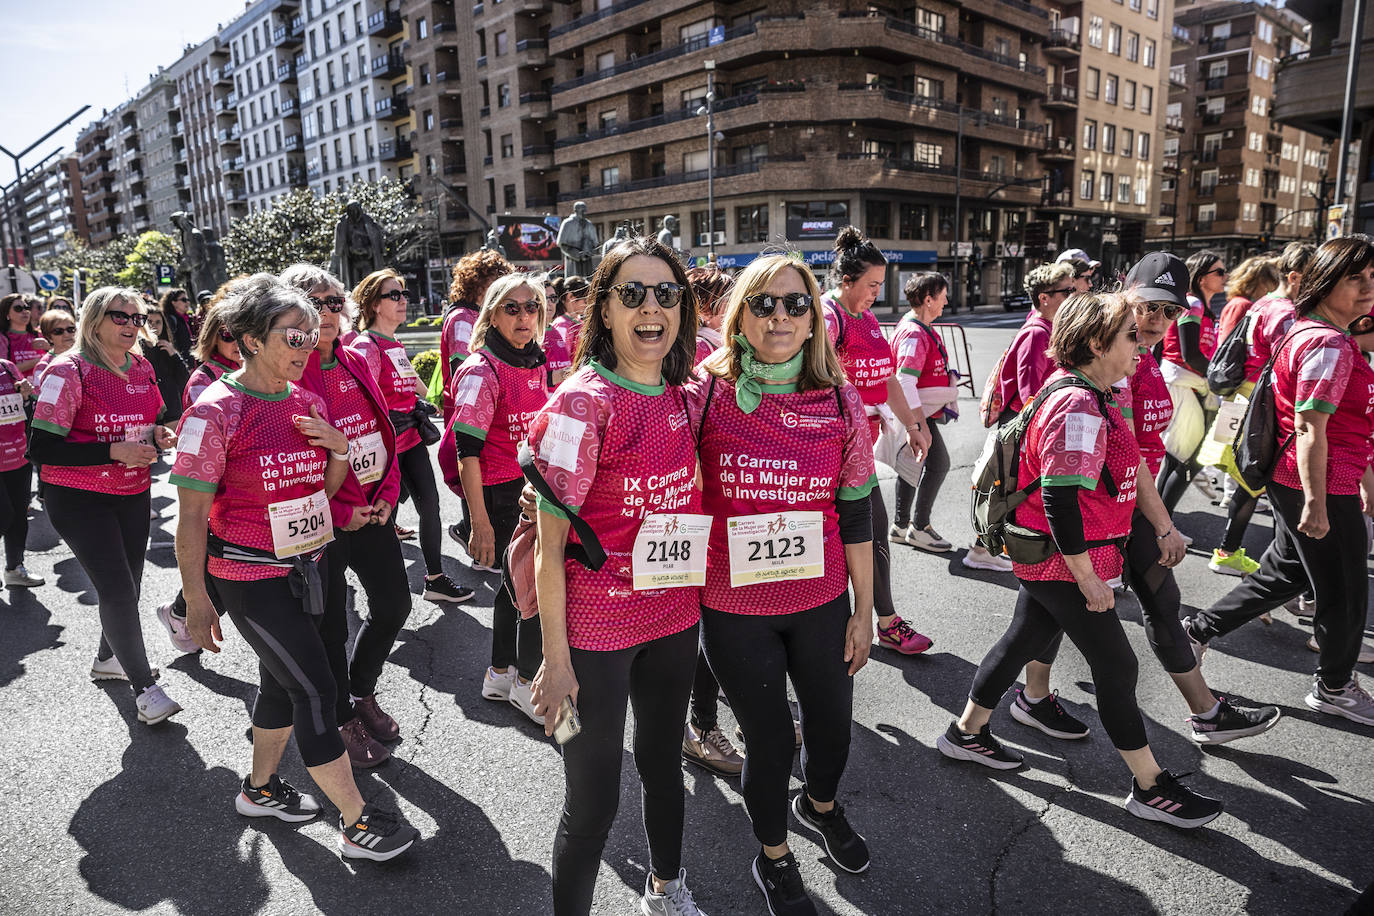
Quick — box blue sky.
[0,0,247,186]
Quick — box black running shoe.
[790,792,869,874]
[1188,698,1281,744]
[1009,688,1090,740]
[423,573,475,603]
[1124,770,1224,829]
[752,851,817,916]
[234,773,321,823]
[936,721,1024,770]
[338,804,419,861]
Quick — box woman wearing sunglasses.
[442,249,512,422]
[820,227,933,657]
[159,288,195,363]
[29,288,180,723]
[184,304,243,407]
[353,268,471,605]
[938,291,1226,830]
[139,308,192,425]
[448,274,550,723]
[542,275,572,388]
[171,274,419,860]
[0,293,51,380]
[527,237,707,916]
[282,264,409,769]
[34,309,77,378]
[690,254,876,913]
[687,263,733,367]
[1155,251,1227,513]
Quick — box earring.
[806,331,813,339]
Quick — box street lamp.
[696,60,719,262]
[0,105,91,267]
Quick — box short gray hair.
[219,273,317,359]
[279,262,356,323]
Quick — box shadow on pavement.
[0,586,64,689]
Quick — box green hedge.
[411,348,440,383]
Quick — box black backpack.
[1231,324,1327,494]
[1206,313,1251,397]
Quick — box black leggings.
[0,463,31,569]
[1194,482,1369,689]
[553,624,698,916]
[209,570,347,767]
[870,488,895,619]
[397,443,443,576]
[486,478,542,680]
[47,485,154,691]
[689,646,721,732]
[323,520,413,720]
[702,594,853,847]
[1220,487,1260,553]
[893,422,950,530]
[970,577,1147,751]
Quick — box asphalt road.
[1,311,1370,916]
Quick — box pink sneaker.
[156,602,200,654]
[877,616,933,655]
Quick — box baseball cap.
[1124,252,1189,309]
[1056,248,1102,269]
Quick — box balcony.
[277,60,297,81]
[562,156,803,202]
[213,63,233,84]
[1041,135,1075,160]
[436,70,463,94]
[1044,84,1077,109]
[226,187,249,203]
[371,50,406,80]
[288,166,308,185]
[273,16,305,46]
[223,156,244,173]
[483,154,493,166]
[376,95,410,120]
[281,96,299,117]
[515,38,548,65]
[476,55,487,69]
[1044,28,1080,57]
[1159,202,1176,218]
[283,133,303,152]
[518,90,551,118]
[472,2,483,15]
[479,106,490,118]
[550,0,652,40]
[1165,115,1184,132]
[217,128,240,145]
[525,195,557,209]
[307,164,322,180]
[294,52,308,69]
[1195,218,1214,232]
[523,144,554,168]
[439,117,463,130]
[379,138,413,161]
[367,9,403,37]
[444,161,467,176]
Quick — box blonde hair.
[700,255,846,391]
[470,274,548,352]
[192,302,234,363]
[1226,256,1281,302]
[352,268,404,330]
[1049,291,1134,369]
[77,287,146,376]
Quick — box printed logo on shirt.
[177,417,207,456]
[1062,412,1103,454]
[541,412,586,472]
[667,411,688,431]
[870,327,883,339]
[1298,344,1340,383]
[125,382,151,396]
[528,377,544,390]
[779,408,836,431]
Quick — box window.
[600,166,619,187]
[1083,119,1097,150]
[917,8,945,33]
[497,83,511,108]
[1085,67,1101,100]
[1138,132,1151,160]
[1108,24,1121,55]
[1124,80,1137,110]
[1249,131,1263,152]
[1246,167,1261,185]
[1101,172,1114,202]
[418,18,427,39]
[500,133,513,157]
[424,110,434,130]
[1198,203,1216,225]
[502,184,516,208]
[1126,31,1139,62]
[1118,175,1131,203]
[494,31,507,55]
[1081,169,1095,200]
[736,203,769,243]
[1164,136,1179,157]
[1135,177,1148,206]
[1212,22,1231,40]
[1251,95,1268,117]
[1144,38,1156,69]
[1088,16,1103,48]
[1105,75,1118,105]
[915,76,943,99]
[1200,169,1219,193]
[1256,56,1271,80]
[1258,20,1274,43]
[1140,85,1153,114]
[1146,0,1158,17]
[898,203,930,240]
[913,142,942,166]
[598,109,617,129]
[683,150,709,173]
[595,51,614,71]
[1206,96,1225,116]
[1103,124,1116,154]
[1121,128,1133,157]
[865,200,891,238]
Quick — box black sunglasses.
[610,281,684,310]
[500,299,542,317]
[745,292,813,319]
[50,326,76,336]
[106,311,148,327]
[1045,287,1076,297]
[309,295,346,313]
[218,327,235,342]
[378,289,407,302]
[1135,301,1185,320]
[9,303,30,313]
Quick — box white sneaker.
[1305,675,1374,726]
[888,524,910,544]
[1192,472,1221,503]
[963,545,1013,572]
[1306,636,1374,665]
[640,868,704,916]
[136,684,183,725]
[906,525,954,553]
[482,666,515,701]
[508,678,543,724]
[3,565,44,587]
[90,656,160,682]
[1177,529,1194,547]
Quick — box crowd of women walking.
[11,226,1374,916]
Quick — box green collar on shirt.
[589,359,664,395]
[209,356,238,373]
[320,356,339,370]
[1306,311,1352,336]
[223,371,293,401]
[1068,367,1114,397]
[364,329,398,343]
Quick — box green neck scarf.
[734,335,803,414]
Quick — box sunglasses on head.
[745,292,813,319]
[309,295,346,313]
[106,311,148,327]
[270,327,320,350]
[1135,301,1185,320]
[500,299,542,317]
[610,281,684,310]
[378,289,407,302]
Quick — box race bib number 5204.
[268,490,335,559]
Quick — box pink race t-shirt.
[1244,293,1295,384]
[439,304,477,395]
[891,315,950,389]
[302,349,394,518]
[543,324,571,381]
[33,352,164,496]
[184,356,239,409]
[688,375,876,615]
[821,295,894,408]
[1270,318,1374,496]
[450,348,550,486]
[5,332,45,380]
[353,330,421,452]
[170,377,333,581]
[1125,349,1173,476]
[527,362,702,651]
[693,326,724,367]
[1012,371,1139,583]
[997,312,1055,414]
[0,360,30,472]
[1161,295,1217,375]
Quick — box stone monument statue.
[170,211,208,296]
[555,201,600,278]
[601,222,632,260]
[482,228,508,260]
[330,202,386,289]
[201,228,229,292]
[656,214,679,249]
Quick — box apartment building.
[132,73,189,231]
[1036,0,1173,268]
[1151,0,1329,260]
[76,116,116,246]
[17,156,88,263]
[169,38,235,236]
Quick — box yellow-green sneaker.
[1208,548,1261,577]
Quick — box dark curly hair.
[449,249,512,306]
[686,264,734,324]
